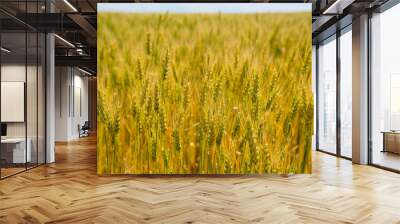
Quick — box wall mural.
[97,4,313,174]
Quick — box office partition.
[0,31,28,177]
[0,1,47,179]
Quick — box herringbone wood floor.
[1,135,400,224]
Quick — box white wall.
[1,64,25,81]
[1,65,36,138]
[55,67,70,141]
[55,67,89,141]
[1,65,26,141]
[72,72,89,138]
[1,63,46,164]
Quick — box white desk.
[1,138,31,163]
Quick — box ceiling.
[312,0,392,44]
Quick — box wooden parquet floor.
[1,135,400,224]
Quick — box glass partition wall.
[0,3,46,179]
[370,3,400,171]
[0,31,27,177]
[315,26,352,159]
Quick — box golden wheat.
[97,12,313,174]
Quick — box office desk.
[382,131,400,154]
[1,138,31,163]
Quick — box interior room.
[0,0,400,223]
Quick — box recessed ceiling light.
[54,34,75,48]
[322,0,353,15]
[78,67,93,76]
[1,47,11,53]
[63,0,78,12]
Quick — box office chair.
[79,121,90,138]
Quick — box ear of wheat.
[98,12,312,174]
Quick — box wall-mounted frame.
[1,82,25,122]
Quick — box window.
[339,28,352,158]
[317,36,337,154]
[370,3,400,171]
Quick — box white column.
[45,0,56,163]
[46,32,55,163]
[352,14,369,164]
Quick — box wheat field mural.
[97,9,312,174]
